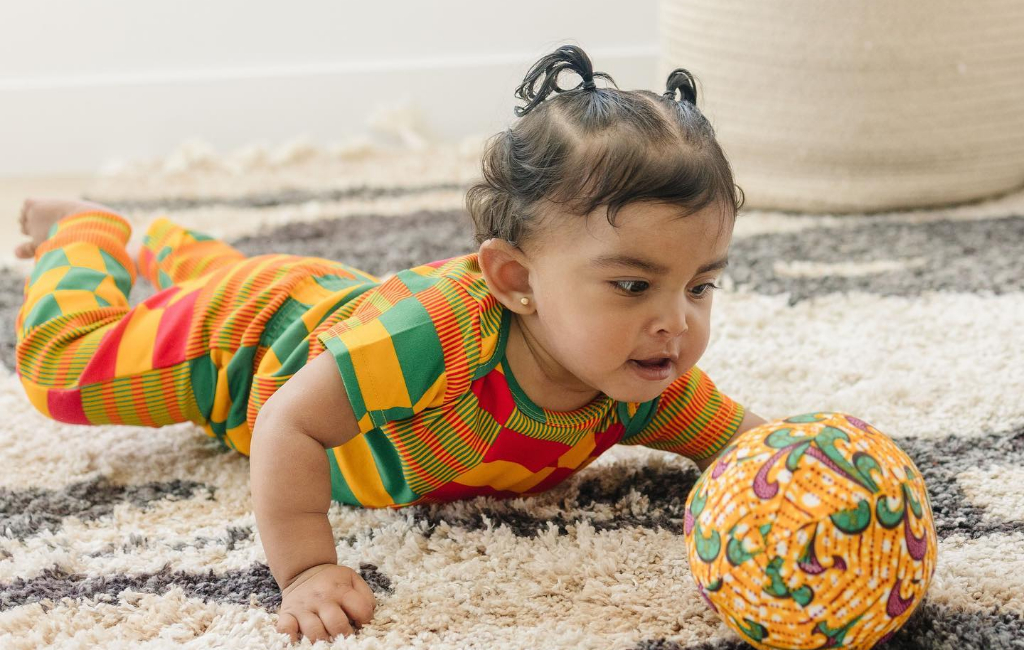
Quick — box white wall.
[0,0,659,177]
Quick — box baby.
[13,44,766,644]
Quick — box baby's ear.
[477,239,533,307]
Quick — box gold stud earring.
[520,297,530,306]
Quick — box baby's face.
[523,201,733,404]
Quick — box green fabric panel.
[320,334,371,428]
[364,428,419,505]
[29,249,70,284]
[22,294,63,331]
[207,416,227,438]
[267,286,376,375]
[226,345,257,429]
[263,297,313,353]
[619,399,660,439]
[377,297,444,413]
[54,267,106,293]
[99,249,133,298]
[189,354,217,420]
[312,274,366,291]
[157,269,174,290]
[395,269,437,293]
[276,339,311,376]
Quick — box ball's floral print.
[684,412,937,650]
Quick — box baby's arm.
[693,409,769,472]
[250,351,376,642]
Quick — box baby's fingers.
[275,611,300,643]
[318,603,356,639]
[340,589,375,627]
[296,611,331,643]
[351,574,377,614]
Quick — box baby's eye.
[611,280,649,295]
[691,282,720,298]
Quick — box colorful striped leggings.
[15,210,380,456]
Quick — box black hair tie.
[582,78,597,90]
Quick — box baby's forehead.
[525,200,733,264]
[575,205,732,243]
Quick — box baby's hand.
[275,563,377,643]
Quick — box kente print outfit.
[16,211,746,508]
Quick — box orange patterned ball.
[684,412,937,650]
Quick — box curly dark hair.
[465,44,745,251]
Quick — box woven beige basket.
[657,0,1024,213]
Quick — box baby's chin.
[601,370,675,403]
[573,360,679,403]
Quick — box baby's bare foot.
[15,197,120,259]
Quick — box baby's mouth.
[631,358,672,370]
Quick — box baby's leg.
[137,217,246,289]
[15,202,205,429]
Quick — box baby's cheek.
[579,323,629,360]
[688,319,712,358]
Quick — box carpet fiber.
[1,140,1023,649]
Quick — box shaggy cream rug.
[1,135,1023,649]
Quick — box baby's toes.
[19,201,31,234]
[14,241,36,259]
